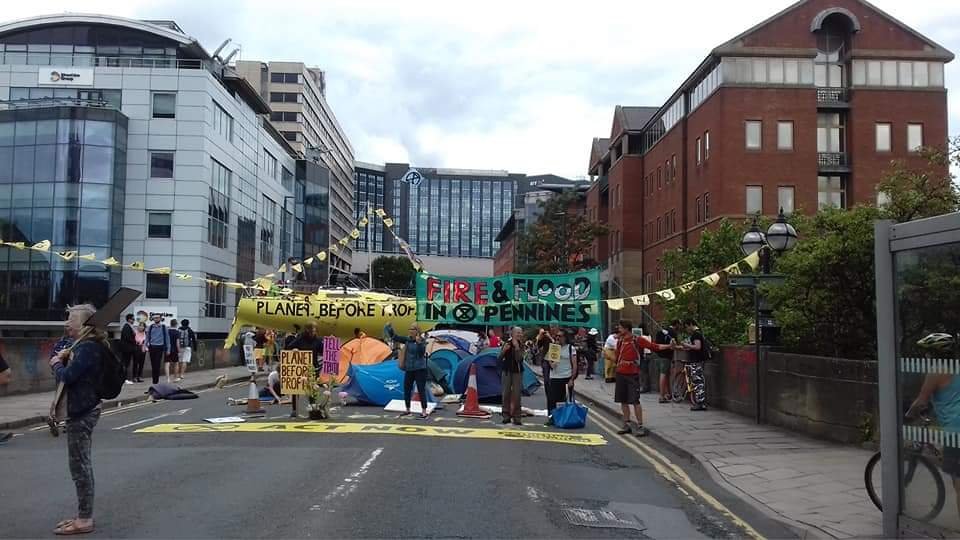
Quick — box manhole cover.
[562,508,646,531]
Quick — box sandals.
[54,519,94,535]
[397,411,412,417]
[418,412,430,419]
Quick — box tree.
[516,191,606,274]
[371,256,415,292]
[877,137,960,223]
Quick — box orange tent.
[334,336,393,382]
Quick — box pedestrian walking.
[655,320,681,403]
[119,313,137,384]
[614,320,674,437]
[545,330,578,426]
[132,322,147,383]
[497,326,525,425]
[0,349,11,444]
[680,319,709,411]
[177,319,197,381]
[165,319,181,383]
[49,304,109,535]
[146,314,169,384]
[385,323,430,418]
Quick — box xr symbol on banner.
[453,303,477,323]
[402,169,423,187]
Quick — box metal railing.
[2,54,208,70]
[0,97,113,111]
[816,87,849,104]
[817,152,849,169]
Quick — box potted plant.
[306,375,339,420]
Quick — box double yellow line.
[589,410,764,539]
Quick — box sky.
[4,0,960,179]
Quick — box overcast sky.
[6,0,960,178]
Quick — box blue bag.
[552,392,588,429]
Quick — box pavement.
[0,366,253,430]
[0,378,798,538]
[572,374,881,539]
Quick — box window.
[270,72,300,84]
[696,137,702,164]
[150,151,174,179]
[778,187,795,215]
[208,159,231,248]
[260,195,276,265]
[671,209,677,233]
[817,113,843,152]
[657,217,662,241]
[777,121,793,150]
[270,112,299,122]
[264,150,278,179]
[746,186,763,215]
[152,92,176,119]
[704,131,710,159]
[818,176,846,209]
[148,212,171,238]
[281,166,294,191]
[146,273,169,299]
[282,132,298,142]
[745,120,762,150]
[205,275,227,319]
[875,123,892,152]
[665,160,670,184]
[657,167,662,190]
[695,196,702,223]
[269,92,299,103]
[671,154,677,181]
[212,101,233,141]
[704,192,711,219]
[907,124,923,152]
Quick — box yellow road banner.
[280,350,313,395]
[135,422,607,446]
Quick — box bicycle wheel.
[671,371,687,403]
[864,452,883,511]
[865,451,946,522]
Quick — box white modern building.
[0,14,333,336]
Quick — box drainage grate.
[562,508,646,531]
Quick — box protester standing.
[681,319,709,411]
[132,322,147,383]
[119,313,137,384]
[583,328,600,380]
[655,320,681,403]
[165,319,181,383]
[536,325,558,407]
[545,330,578,426]
[497,327,525,425]
[614,320,673,437]
[146,314,169,385]
[49,304,107,535]
[385,323,430,418]
[177,319,197,381]
[603,331,618,383]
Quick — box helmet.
[917,333,955,352]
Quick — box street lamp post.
[738,209,798,424]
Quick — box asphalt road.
[0,382,796,538]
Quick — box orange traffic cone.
[457,364,491,419]
[244,375,265,416]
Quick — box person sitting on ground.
[259,364,282,404]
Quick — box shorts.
[656,356,671,374]
[179,347,192,364]
[943,446,960,477]
[614,373,642,404]
[165,352,179,363]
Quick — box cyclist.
[908,332,960,515]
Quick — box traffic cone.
[457,364,491,419]
[244,375,265,415]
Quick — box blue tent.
[453,349,539,402]
[429,349,470,386]
[430,334,472,353]
[342,360,437,406]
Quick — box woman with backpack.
[545,330,578,426]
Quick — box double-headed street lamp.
[735,209,798,424]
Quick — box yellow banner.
[280,350,313,395]
[135,422,608,446]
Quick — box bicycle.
[670,360,694,405]
[864,410,946,522]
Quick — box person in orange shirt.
[614,319,674,437]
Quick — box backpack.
[98,341,126,399]
[700,333,718,362]
[179,328,193,349]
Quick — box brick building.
[586,0,952,327]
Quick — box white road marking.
[112,408,191,430]
[313,447,384,508]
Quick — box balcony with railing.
[816,87,850,107]
[817,151,850,172]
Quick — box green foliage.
[660,220,756,345]
[371,256,415,292]
[516,191,606,273]
[877,137,960,224]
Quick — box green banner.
[415,269,602,327]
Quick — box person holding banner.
[545,330,578,426]
[385,323,430,418]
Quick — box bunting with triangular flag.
[30,240,51,252]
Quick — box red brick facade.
[586,0,952,323]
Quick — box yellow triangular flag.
[657,289,676,301]
[175,273,193,281]
[744,251,761,270]
[255,278,273,290]
[317,252,327,261]
[338,237,349,246]
[204,278,221,286]
[329,245,339,253]
[358,217,369,227]
[30,240,51,252]
[606,298,625,311]
[8,242,26,250]
[383,218,394,227]
[291,263,303,273]
[78,252,97,261]
[57,251,77,261]
[278,264,287,273]
[702,273,721,287]
[375,209,387,218]
[128,261,144,271]
[350,229,361,239]
[679,282,697,293]
[224,282,245,289]
[303,257,314,266]
[724,263,742,276]
[630,295,650,306]
[101,257,120,266]
[148,266,171,274]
